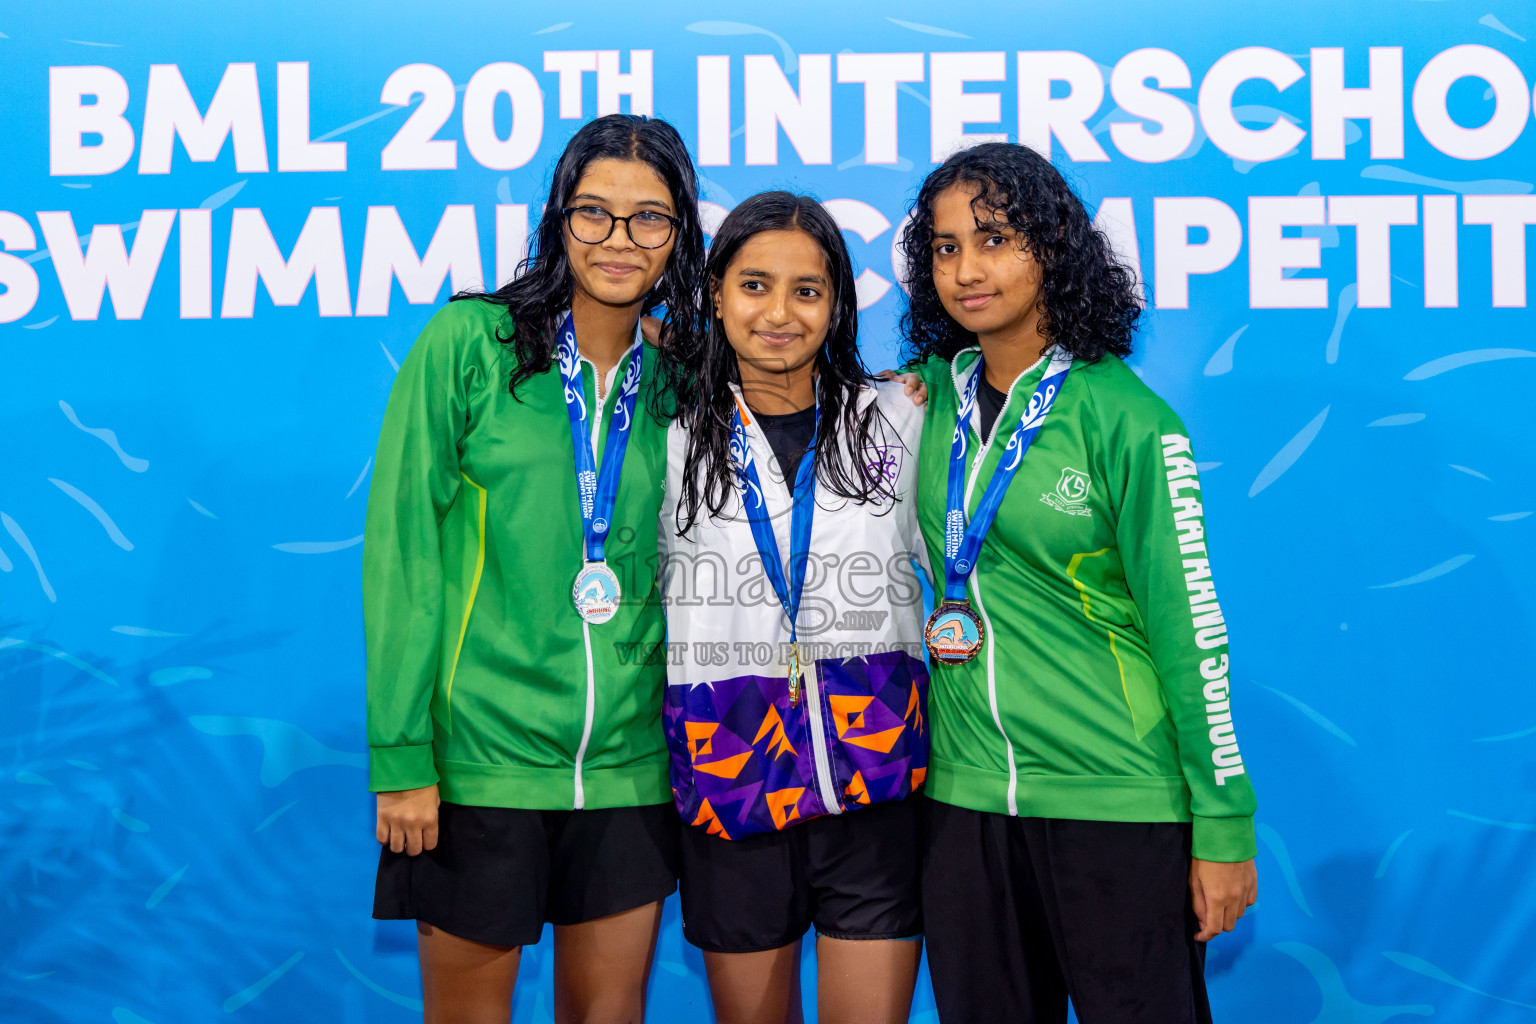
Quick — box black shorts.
[922,797,1211,1024]
[373,801,680,948]
[678,796,922,953]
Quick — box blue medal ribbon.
[941,350,1073,603]
[556,312,646,565]
[730,397,820,653]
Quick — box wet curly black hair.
[898,142,1141,367]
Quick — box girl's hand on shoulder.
[878,369,928,409]
[640,315,664,347]
[376,784,441,856]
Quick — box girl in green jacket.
[901,142,1259,1023]
[364,114,704,1023]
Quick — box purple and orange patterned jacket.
[658,382,931,839]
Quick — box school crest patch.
[1041,466,1093,517]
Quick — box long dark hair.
[898,142,1141,366]
[672,191,895,537]
[454,114,705,404]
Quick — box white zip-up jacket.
[658,380,933,839]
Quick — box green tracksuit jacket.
[364,299,670,810]
[913,348,1258,862]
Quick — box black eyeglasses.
[562,205,680,249]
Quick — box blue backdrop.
[3,2,1535,1021]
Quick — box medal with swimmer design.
[572,562,623,625]
[786,641,802,705]
[555,311,645,623]
[924,602,986,664]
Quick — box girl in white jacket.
[660,191,930,1024]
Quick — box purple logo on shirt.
[866,444,902,484]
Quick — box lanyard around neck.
[940,350,1072,602]
[731,396,820,643]
[556,312,645,565]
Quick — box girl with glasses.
[902,142,1259,1024]
[364,113,704,1023]
[660,192,931,1024]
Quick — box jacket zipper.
[736,387,844,816]
[572,352,620,810]
[804,660,843,815]
[951,350,1043,817]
